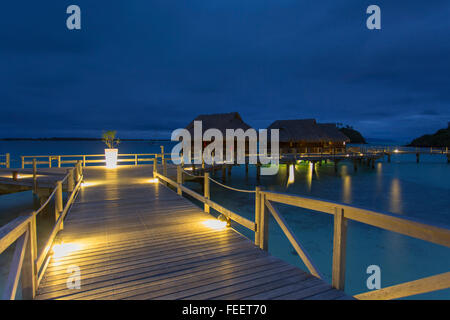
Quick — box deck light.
[203,219,227,230]
[148,178,159,183]
[81,181,99,187]
[218,213,231,227]
[287,165,295,185]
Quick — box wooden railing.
[0,153,10,168]
[361,146,449,154]
[0,161,83,299]
[20,153,163,168]
[155,163,450,300]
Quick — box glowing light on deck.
[81,181,100,187]
[202,219,227,230]
[394,149,399,153]
[147,178,159,183]
[52,242,83,259]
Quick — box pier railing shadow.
[0,161,83,299]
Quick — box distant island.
[0,137,170,141]
[408,123,450,147]
[337,124,367,144]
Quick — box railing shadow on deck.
[154,161,450,300]
[0,161,83,300]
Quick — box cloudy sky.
[0,1,449,140]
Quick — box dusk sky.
[0,1,449,141]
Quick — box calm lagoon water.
[1,140,449,299]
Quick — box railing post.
[254,186,261,246]
[153,155,158,178]
[48,156,52,168]
[74,162,80,182]
[58,156,61,168]
[135,154,138,166]
[67,168,74,192]
[22,216,37,299]
[21,156,24,169]
[32,158,37,194]
[332,207,348,290]
[177,165,182,195]
[160,146,165,163]
[76,160,83,181]
[82,155,86,167]
[259,193,269,251]
[163,157,167,177]
[80,161,83,179]
[204,172,210,213]
[6,153,10,168]
[55,181,63,230]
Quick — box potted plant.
[102,130,120,168]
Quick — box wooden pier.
[1,152,449,300]
[33,165,349,300]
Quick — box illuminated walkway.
[35,165,350,300]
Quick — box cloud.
[0,0,449,140]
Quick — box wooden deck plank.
[35,165,351,300]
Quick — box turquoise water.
[1,140,449,299]
[184,150,450,299]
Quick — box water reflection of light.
[306,162,313,192]
[389,178,402,213]
[342,175,352,203]
[341,165,349,176]
[287,165,295,187]
[376,163,383,193]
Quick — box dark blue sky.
[0,1,449,140]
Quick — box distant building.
[185,112,253,160]
[267,119,350,153]
[185,112,252,137]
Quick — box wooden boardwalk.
[34,165,350,300]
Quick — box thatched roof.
[267,119,350,143]
[185,112,252,136]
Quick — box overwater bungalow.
[267,119,350,154]
[185,112,253,160]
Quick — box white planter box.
[105,148,118,169]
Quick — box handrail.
[208,176,256,193]
[259,190,450,299]
[0,153,10,168]
[155,170,256,231]
[154,160,450,300]
[261,191,450,248]
[34,185,59,216]
[0,161,83,299]
[20,153,159,168]
[182,169,204,178]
